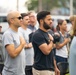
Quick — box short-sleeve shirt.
[18,27,34,65]
[2,28,25,75]
[32,29,54,70]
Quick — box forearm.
[54,58,57,68]
[48,41,54,51]
[45,41,54,54]
[56,41,67,49]
[12,44,24,58]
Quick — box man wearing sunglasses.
[2,11,26,75]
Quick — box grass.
[65,73,70,75]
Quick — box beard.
[43,21,51,30]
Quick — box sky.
[0,0,28,13]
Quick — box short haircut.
[37,11,50,24]
[21,13,28,19]
[27,11,35,15]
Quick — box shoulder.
[27,28,32,32]
[3,29,11,36]
[28,25,32,29]
[2,29,13,41]
[33,29,42,35]
[33,29,43,38]
[18,27,24,32]
[18,27,24,35]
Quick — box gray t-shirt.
[0,32,3,61]
[2,28,25,75]
[18,27,34,66]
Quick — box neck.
[60,29,65,35]
[10,24,18,32]
[39,25,48,32]
[21,24,27,30]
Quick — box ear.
[40,19,43,24]
[10,19,14,24]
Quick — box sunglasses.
[12,16,22,20]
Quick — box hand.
[28,43,32,48]
[48,34,54,41]
[55,67,60,75]
[64,38,71,43]
[25,43,32,49]
[20,36,26,48]
[54,32,60,36]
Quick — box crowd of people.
[0,10,76,75]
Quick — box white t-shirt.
[18,27,34,65]
[56,31,68,58]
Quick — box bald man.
[2,11,26,75]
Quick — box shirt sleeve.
[2,33,14,47]
[32,33,46,47]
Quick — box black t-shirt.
[48,30,56,56]
[32,29,54,70]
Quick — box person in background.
[27,11,38,45]
[0,26,3,75]
[32,11,60,75]
[69,16,76,75]
[55,19,70,63]
[0,26,2,32]
[69,15,76,39]
[2,11,26,75]
[18,13,34,75]
[28,11,37,32]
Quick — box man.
[28,11,37,32]
[2,11,25,75]
[0,26,3,75]
[32,11,60,75]
[18,13,34,75]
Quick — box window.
[0,16,7,22]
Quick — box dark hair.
[21,13,28,19]
[58,19,64,25]
[37,11,50,24]
[56,19,64,31]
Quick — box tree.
[73,0,76,14]
[25,0,76,15]
[25,0,60,12]
[25,0,38,11]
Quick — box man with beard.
[32,11,60,75]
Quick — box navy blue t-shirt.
[32,29,55,70]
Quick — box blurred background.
[0,0,75,15]
[0,0,75,32]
